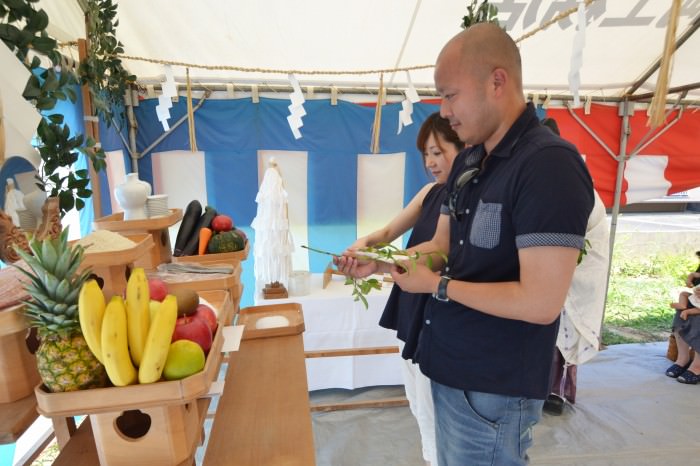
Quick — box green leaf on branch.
[31,35,56,53]
[26,8,48,31]
[341,243,447,309]
[47,114,64,125]
[35,96,56,110]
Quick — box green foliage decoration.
[0,0,107,217]
[301,243,448,309]
[346,243,447,308]
[461,0,501,29]
[80,0,136,126]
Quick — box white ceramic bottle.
[114,172,149,220]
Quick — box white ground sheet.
[310,342,700,466]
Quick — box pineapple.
[14,228,108,392]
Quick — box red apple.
[211,214,233,232]
[193,304,218,334]
[148,278,169,302]
[172,315,213,353]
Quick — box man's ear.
[491,68,508,96]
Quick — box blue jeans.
[432,381,543,466]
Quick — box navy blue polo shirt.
[416,103,594,399]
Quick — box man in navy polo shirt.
[336,23,593,465]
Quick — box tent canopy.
[39,0,700,100]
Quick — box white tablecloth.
[254,273,403,391]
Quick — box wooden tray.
[172,241,249,266]
[93,210,182,270]
[238,303,304,340]
[0,303,30,336]
[92,209,182,232]
[159,262,241,291]
[0,304,41,404]
[34,290,231,417]
[77,234,154,270]
[73,234,154,299]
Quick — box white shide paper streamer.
[287,74,306,139]
[568,0,586,107]
[156,65,177,131]
[397,71,422,134]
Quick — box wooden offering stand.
[39,290,232,466]
[171,240,249,268]
[76,234,154,300]
[93,208,182,270]
[262,281,288,299]
[0,304,41,445]
[203,303,314,465]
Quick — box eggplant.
[181,205,218,256]
[173,200,202,256]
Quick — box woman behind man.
[348,112,463,466]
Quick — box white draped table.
[254,273,403,391]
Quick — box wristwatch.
[434,275,452,302]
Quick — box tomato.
[210,214,233,232]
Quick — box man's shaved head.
[434,23,526,151]
[441,23,522,92]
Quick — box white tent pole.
[387,0,423,87]
[596,99,632,340]
[608,101,631,259]
[564,101,625,340]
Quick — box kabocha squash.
[207,230,246,254]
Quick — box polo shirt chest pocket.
[469,200,502,249]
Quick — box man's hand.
[390,262,441,294]
[333,254,380,278]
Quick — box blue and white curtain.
[99,97,440,306]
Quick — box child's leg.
[675,331,693,367]
[688,342,700,375]
[672,291,692,310]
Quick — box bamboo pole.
[626,12,700,97]
[77,38,102,218]
[124,87,139,173]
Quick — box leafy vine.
[301,244,448,309]
[348,243,447,308]
[80,0,136,126]
[461,0,501,29]
[0,0,108,217]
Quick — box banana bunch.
[139,295,178,383]
[126,268,150,366]
[79,279,106,364]
[78,267,184,386]
[101,296,138,386]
